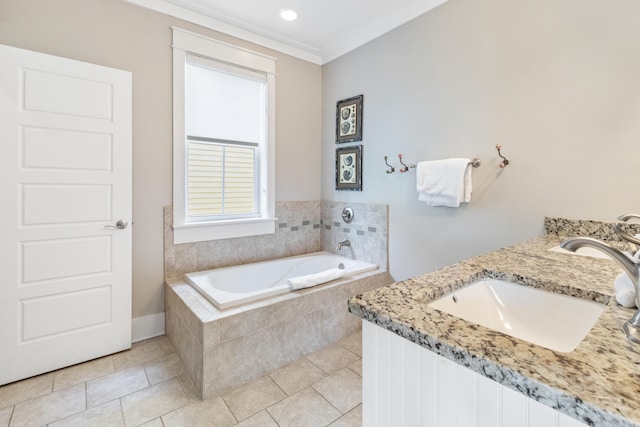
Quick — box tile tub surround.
[166,268,392,400]
[349,235,640,426]
[164,201,388,279]
[320,201,389,270]
[164,201,322,279]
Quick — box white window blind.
[185,54,265,220]
[187,140,256,217]
[172,27,276,243]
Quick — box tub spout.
[336,240,351,251]
[561,236,640,344]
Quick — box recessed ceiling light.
[279,8,298,21]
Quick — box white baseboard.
[132,312,165,343]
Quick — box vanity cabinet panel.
[362,321,588,427]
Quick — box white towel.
[416,158,472,207]
[288,268,346,290]
[614,272,637,308]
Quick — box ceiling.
[126,0,449,64]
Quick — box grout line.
[117,398,126,426]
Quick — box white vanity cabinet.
[362,321,588,427]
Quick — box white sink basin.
[548,245,611,259]
[428,279,605,352]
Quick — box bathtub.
[185,251,377,309]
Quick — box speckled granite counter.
[349,225,640,426]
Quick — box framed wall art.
[336,95,363,143]
[336,145,362,191]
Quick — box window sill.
[173,217,276,244]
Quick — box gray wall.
[0,0,322,318]
[322,0,640,281]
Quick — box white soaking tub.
[185,251,377,309]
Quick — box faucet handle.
[613,223,640,255]
[618,213,640,222]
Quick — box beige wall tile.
[246,324,288,377]
[321,301,359,347]
[222,376,286,422]
[267,387,341,427]
[121,379,189,426]
[217,307,270,343]
[162,398,235,427]
[49,400,124,427]
[284,310,323,359]
[10,383,85,427]
[86,367,149,408]
[203,336,245,399]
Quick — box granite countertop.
[349,228,640,426]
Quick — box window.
[172,28,276,244]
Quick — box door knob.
[104,220,128,230]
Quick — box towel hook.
[384,156,395,174]
[496,144,510,168]
[398,153,416,173]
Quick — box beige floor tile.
[222,376,286,421]
[236,410,278,427]
[121,379,190,426]
[312,368,362,414]
[10,383,85,427]
[267,387,341,427]
[162,398,236,427]
[86,366,149,408]
[338,331,362,357]
[328,404,362,427]
[144,353,184,385]
[177,371,200,402]
[49,399,124,427]
[306,345,360,375]
[112,337,174,371]
[348,359,362,376]
[0,372,53,409]
[53,356,115,391]
[138,418,164,427]
[0,406,13,426]
[269,358,327,396]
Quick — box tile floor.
[0,330,363,427]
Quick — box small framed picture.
[336,95,363,143]
[336,145,362,191]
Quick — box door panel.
[21,236,112,283]
[22,126,112,171]
[21,286,112,341]
[0,43,132,385]
[23,68,114,120]
[22,184,112,225]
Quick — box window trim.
[172,27,276,244]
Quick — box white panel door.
[0,44,132,386]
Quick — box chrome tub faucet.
[336,239,351,251]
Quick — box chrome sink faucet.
[561,237,640,344]
[615,213,640,254]
[336,239,351,251]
